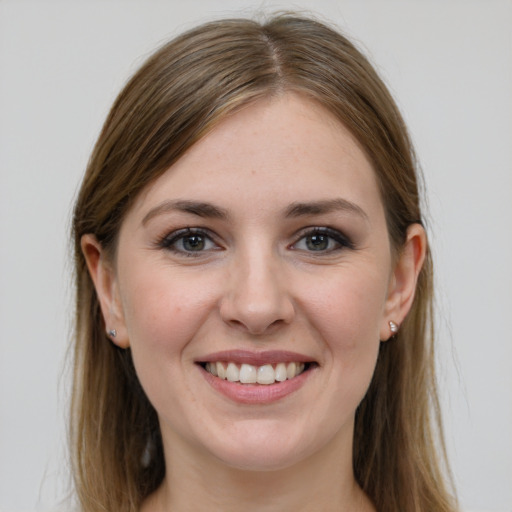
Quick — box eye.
[159,228,219,256]
[291,228,353,253]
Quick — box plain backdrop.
[1,1,511,511]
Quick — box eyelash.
[157,226,354,257]
[291,227,355,253]
[157,227,220,257]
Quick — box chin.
[215,445,305,472]
[203,421,322,472]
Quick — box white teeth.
[226,362,239,382]
[286,362,296,379]
[205,361,309,384]
[257,364,275,385]
[207,362,217,376]
[275,362,287,382]
[216,362,226,379]
[239,363,257,384]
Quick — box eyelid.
[157,227,222,256]
[156,225,354,256]
[290,226,355,252]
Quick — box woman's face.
[91,93,412,471]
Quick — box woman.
[71,14,458,512]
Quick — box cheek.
[302,266,387,375]
[116,264,223,427]
[118,263,219,359]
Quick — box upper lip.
[196,350,315,366]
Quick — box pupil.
[184,235,204,251]
[307,234,328,251]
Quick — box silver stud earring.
[389,321,399,334]
[108,329,117,338]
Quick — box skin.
[83,93,426,511]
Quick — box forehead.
[127,93,384,224]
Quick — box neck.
[142,430,375,512]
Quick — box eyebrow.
[141,197,368,226]
[284,198,369,221]
[141,199,229,226]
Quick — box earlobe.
[81,234,130,348]
[380,223,427,341]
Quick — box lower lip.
[200,366,313,404]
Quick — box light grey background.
[1,1,511,511]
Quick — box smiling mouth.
[201,361,315,385]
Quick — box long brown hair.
[71,14,457,511]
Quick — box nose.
[219,247,295,335]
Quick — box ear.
[81,234,130,348]
[380,223,427,341]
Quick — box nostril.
[268,318,288,330]
[220,296,295,332]
[226,318,247,330]
[226,317,289,336]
